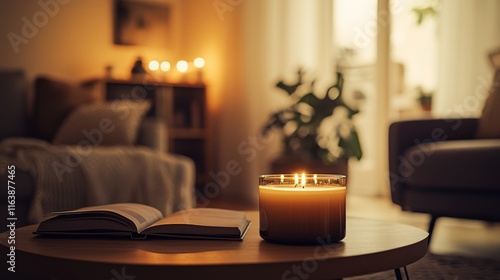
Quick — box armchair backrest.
[388,118,478,204]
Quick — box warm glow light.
[193,57,205,68]
[148,60,159,71]
[176,60,188,73]
[294,174,299,185]
[301,173,306,187]
[280,174,284,183]
[313,174,317,184]
[160,61,170,72]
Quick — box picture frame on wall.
[113,0,171,48]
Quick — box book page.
[159,208,246,226]
[142,208,250,237]
[52,203,163,232]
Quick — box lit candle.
[160,61,170,72]
[176,60,188,82]
[160,61,170,81]
[148,60,159,71]
[193,57,205,69]
[176,60,188,73]
[259,174,347,244]
[193,57,205,83]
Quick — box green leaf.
[276,81,302,96]
[297,93,321,107]
[341,102,360,118]
[336,72,344,92]
[338,130,363,160]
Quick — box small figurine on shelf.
[130,56,148,80]
[105,65,113,79]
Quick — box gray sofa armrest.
[388,118,478,204]
[137,118,167,152]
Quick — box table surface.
[1,211,428,280]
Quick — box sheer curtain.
[218,0,335,204]
[435,0,500,117]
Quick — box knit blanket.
[0,138,195,223]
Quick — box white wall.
[0,0,182,82]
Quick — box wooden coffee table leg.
[394,266,409,280]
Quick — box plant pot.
[270,155,348,176]
[420,103,432,111]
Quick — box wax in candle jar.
[259,174,346,244]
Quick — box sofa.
[0,70,195,232]
[388,67,500,243]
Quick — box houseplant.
[416,86,433,111]
[262,69,363,174]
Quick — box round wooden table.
[0,212,428,280]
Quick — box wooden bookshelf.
[87,78,210,188]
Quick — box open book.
[34,203,251,241]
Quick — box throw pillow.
[476,69,500,139]
[52,100,151,146]
[33,76,103,141]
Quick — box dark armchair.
[389,60,500,244]
[389,117,500,243]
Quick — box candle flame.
[280,174,284,183]
[301,173,305,187]
[294,174,299,185]
[314,174,317,184]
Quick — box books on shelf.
[34,203,251,241]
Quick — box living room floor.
[209,194,500,261]
[346,195,500,261]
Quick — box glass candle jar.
[259,174,347,244]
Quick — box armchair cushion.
[388,118,478,204]
[53,100,151,146]
[402,139,500,191]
